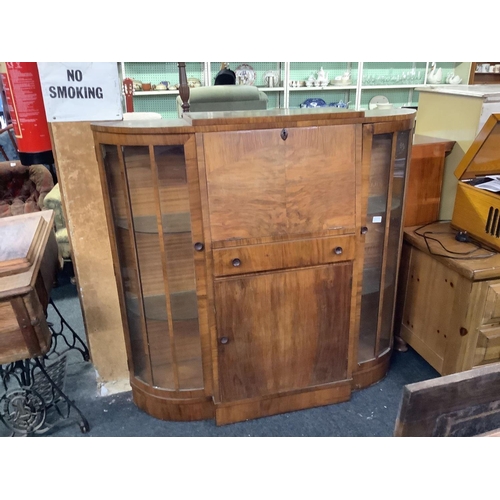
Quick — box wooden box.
[451,113,500,251]
[0,211,59,364]
[397,222,500,375]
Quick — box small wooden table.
[396,222,500,376]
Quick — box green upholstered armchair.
[176,85,268,117]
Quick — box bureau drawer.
[212,235,355,277]
[474,326,500,366]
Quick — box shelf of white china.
[289,86,356,91]
[132,87,284,96]
[361,84,425,89]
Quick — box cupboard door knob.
[361,226,368,234]
[232,258,241,267]
[334,247,343,255]
[220,337,229,345]
[194,242,204,251]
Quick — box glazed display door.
[202,124,358,403]
[357,126,412,363]
[100,137,207,393]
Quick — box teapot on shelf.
[264,70,279,88]
[316,67,329,86]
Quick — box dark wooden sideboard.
[91,107,415,425]
[404,135,455,228]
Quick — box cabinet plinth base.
[214,381,352,426]
[131,380,214,422]
[352,350,392,390]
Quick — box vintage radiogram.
[452,113,500,251]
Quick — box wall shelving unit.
[120,62,472,119]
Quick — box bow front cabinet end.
[91,108,415,425]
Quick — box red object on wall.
[1,62,54,166]
[123,78,134,112]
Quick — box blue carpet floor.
[1,265,440,437]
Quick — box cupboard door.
[214,263,352,402]
[203,125,357,242]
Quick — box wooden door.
[203,125,357,243]
[214,263,352,402]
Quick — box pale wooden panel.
[50,121,129,388]
[482,284,500,325]
[401,249,463,365]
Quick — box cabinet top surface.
[415,84,500,100]
[404,222,500,281]
[91,107,415,134]
[0,210,55,298]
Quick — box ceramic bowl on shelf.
[332,79,352,86]
[376,102,393,110]
[300,98,327,108]
[155,84,168,91]
[187,78,201,88]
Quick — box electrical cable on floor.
[413,220,497,260]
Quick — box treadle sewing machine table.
[0,211,89,436]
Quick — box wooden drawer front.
[474,326,500,366]
[482,284,500,325]
[213,235,355,277]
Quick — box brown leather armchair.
[0,160,54,218]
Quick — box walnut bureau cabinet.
[91,107,415,425]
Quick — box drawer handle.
[220,337,229,345]
[232,258,242,267]
[361,226,368,235]
[194,242,204,251]
[334,247,343,255]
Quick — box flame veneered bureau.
[91,107,415,425]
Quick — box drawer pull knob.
[334,247,343,255]
[194,242,204,251]
[281,128,288,141]
[361,226,368,235]
[220,337,229,345]
[232,258,242,267]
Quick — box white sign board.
[37,62,123,122]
